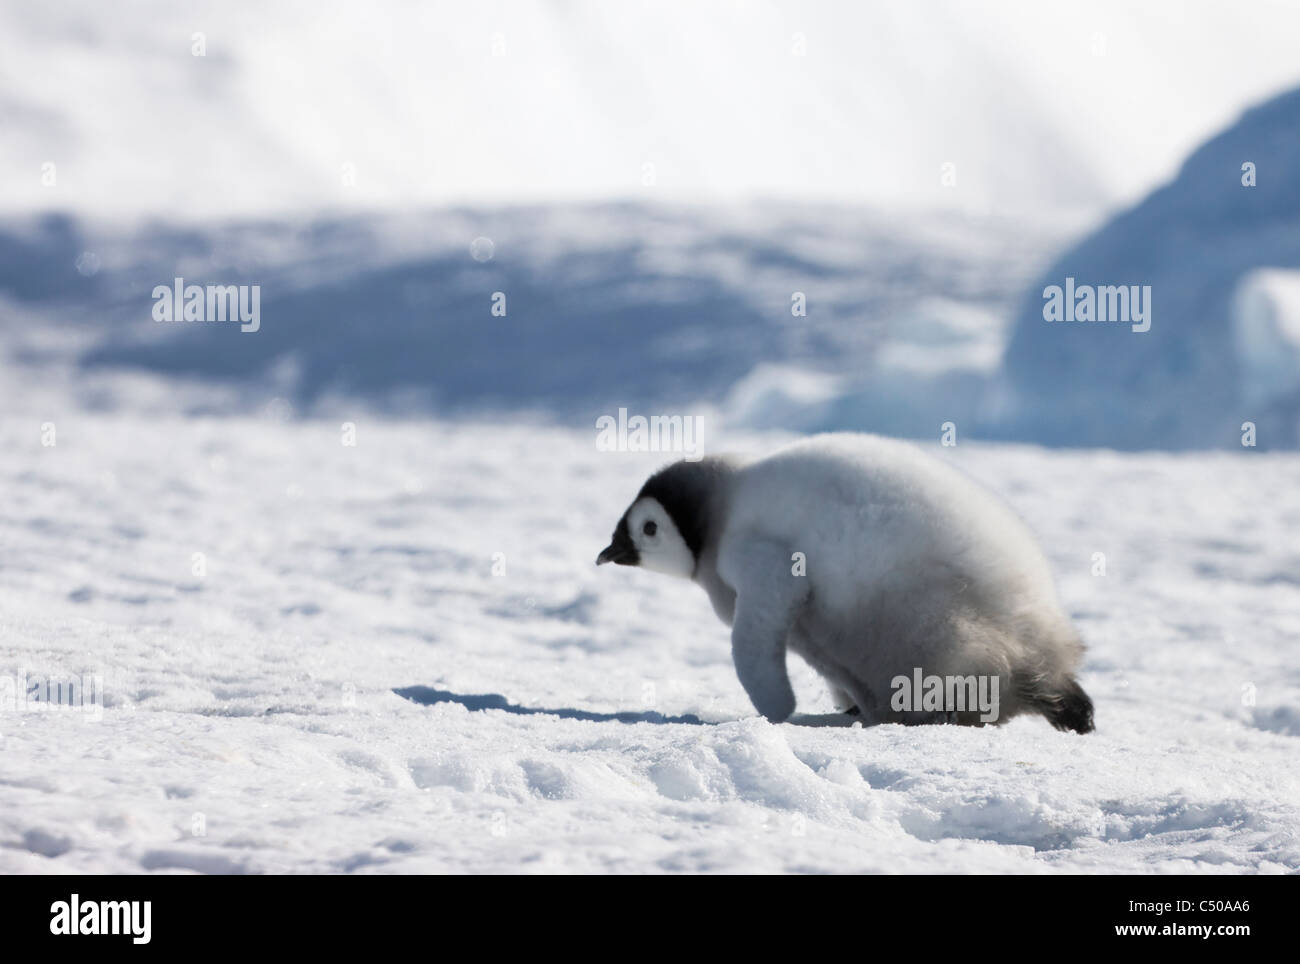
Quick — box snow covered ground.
[2,414,1297,874]
[4,0,1299,880]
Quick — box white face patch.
[626,496,695,578]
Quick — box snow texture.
[1233,268,1300,407]
[0,204,1063,434]
[1001,87,1300,449]
[2,417,1297,873]
[8,74,1300,453]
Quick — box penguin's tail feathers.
[1018,673,1095,734]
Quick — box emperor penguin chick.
[596,433,1094,732]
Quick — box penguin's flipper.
[717,535,809,723]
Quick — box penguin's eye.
[642,520,658,537]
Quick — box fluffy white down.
[725,434,1063,610]
[714,433,1078,710]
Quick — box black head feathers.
[635,456,732,560]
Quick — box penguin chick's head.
[596,496,695,578]
[597,457,726,578]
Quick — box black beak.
[596,518,638,566]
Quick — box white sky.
[3,0,1299,223]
